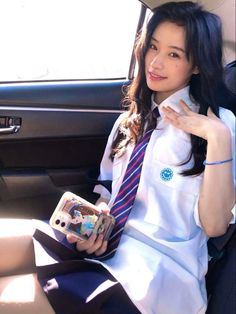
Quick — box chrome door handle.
[0,116,21,135]
[0,125,21,134]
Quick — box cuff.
[229,203,236,224]
[93,184,111,200]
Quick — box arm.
[198,125,235,237]
[162,102,235,237]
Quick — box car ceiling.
[139,0,235,65]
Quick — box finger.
[86,234,104,254]
[95,240,108,256]
[162,105,184,117]
[162,106,182,123]
[161,106,178,118]
[179,99,192,113]
[66,234,79,243]
[75,233,97,251]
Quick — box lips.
[148,71,167,81]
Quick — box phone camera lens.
[55,219,60,225]
[61,222,66,227]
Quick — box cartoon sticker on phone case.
[67,209,97,238]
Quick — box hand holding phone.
[49,192,115,241]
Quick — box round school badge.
[160,168,173,181]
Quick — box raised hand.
[161,99,230,141]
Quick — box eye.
[149,43,157,50]
[169,52,180,58]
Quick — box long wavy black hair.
[111,1,234,176]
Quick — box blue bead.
[160,168,173,181]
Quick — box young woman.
[21,2,234,314]
[64,2,235,313]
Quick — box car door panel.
[0,80,126,219]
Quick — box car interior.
[0,0,235,313]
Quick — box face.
[145,21,198,104]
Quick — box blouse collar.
[151,86,199,119]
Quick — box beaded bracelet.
[203,158,233,166]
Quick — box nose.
[150,54,164,70]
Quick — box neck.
[154,85,189,105]
[154,92,168,105]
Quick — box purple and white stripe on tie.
[95,109,160,261]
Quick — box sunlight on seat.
[0,274,35,303]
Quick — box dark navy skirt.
[33,223,140,314]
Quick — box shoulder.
[113,111,129,126]
[107,111,128,142]
[110,111,129,134]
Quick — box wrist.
[203,158,233,166]
[206,126,231,144]
[206,127,232,161]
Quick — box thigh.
[0,218,35,276]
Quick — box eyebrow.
[151,37,186,53]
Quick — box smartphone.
[49,192,115,241]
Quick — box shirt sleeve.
[194,107,236,227]
[220,108,236,224]
[219,108,236,186]
[93,112,127,200]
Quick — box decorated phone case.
[49,192,115,241]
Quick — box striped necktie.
[97,107,160,260]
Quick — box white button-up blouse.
[93,86,236,314]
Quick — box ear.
[192,66,199,75]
